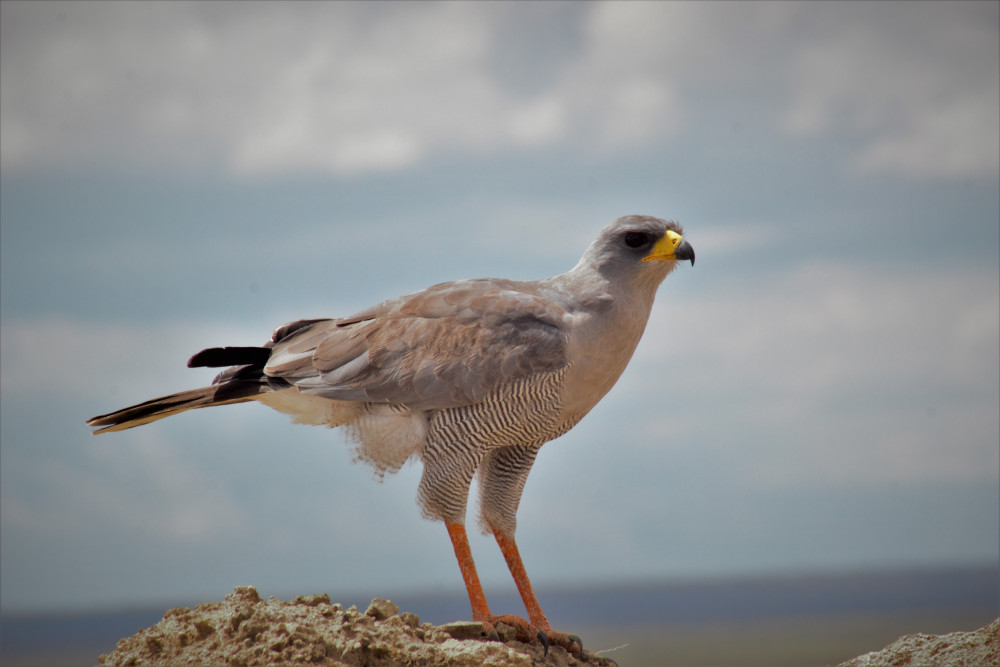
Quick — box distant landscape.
[2,564,997,667]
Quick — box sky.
[1,1,998,615]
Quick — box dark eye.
[624,232,648,248]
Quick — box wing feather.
[263,279,568,409]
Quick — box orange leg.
[445,521,494,630]
[446,521,582,655]
[490,525,584,656]
[445,521,549,644]
[491,527,550,630]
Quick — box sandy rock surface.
[839,617,999,667]
[98,586,615,666]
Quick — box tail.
[87,386,264,434]
[87,345,277,435]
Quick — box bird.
[87,214,694,655]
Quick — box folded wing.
[263,279,569,410]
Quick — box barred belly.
[416,369,580,526]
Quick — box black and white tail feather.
[86,345,278,434]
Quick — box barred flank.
[417,369,576,527]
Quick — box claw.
[537,629,549,656]
[568,633,583,654]
[488,629,500,642]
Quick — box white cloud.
[1,2,995,179]
[1,428,251,545]
[783,2,999,180]
[850,90,1000,179]
[0,316,260,402]
[0,2,571,176]
[634,262,1000,487]
[679,221,779,257]
[506,95,568,148]
[563,2,790,152]
[0,2,766,175]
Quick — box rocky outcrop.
[98,586,614,666]
[839,617,999,667]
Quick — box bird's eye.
[623,232,648,248]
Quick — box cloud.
[0,1,705,173]
[0,3,772,177]
[0,316,259,402]
[2,431,251,545]
[3,2,994,180]
[678,221,779,257]
[0,2,578,176]
[782,2,999,180]
[633,261,1000,487]
[849,91,1000,179]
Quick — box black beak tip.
[676,240,695,266]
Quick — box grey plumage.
[87,214,694,648]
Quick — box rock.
[439,620,491,640]
[364,597,399,620]
[98,586,615,666]
[839,617,999,667]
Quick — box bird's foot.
[479,614,582,657]
[539,628,584,657]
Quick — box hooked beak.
[674,239,695,266]
[642,230,696,266]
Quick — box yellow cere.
[642,229,685,262]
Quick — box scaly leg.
[446,521,582,655]
[445,521,551,644]
[491,526,583,656]
[445,521,499,637]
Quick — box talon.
[569,633,584,653]
[488,629,500,641]
[537,629,549,656]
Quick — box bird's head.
[580,215,695,290]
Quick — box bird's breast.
[557,303,651,420]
